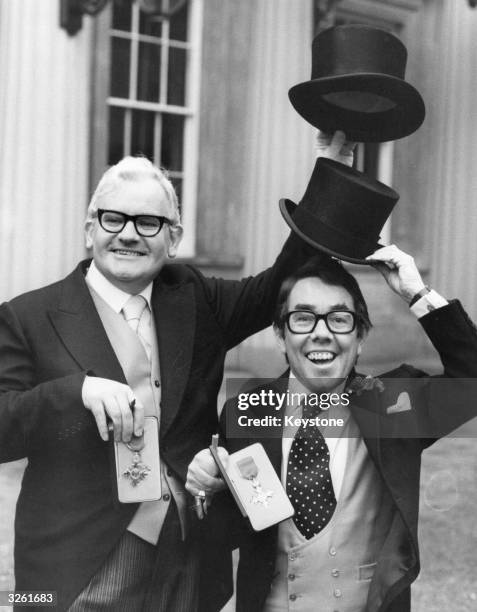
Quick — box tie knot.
[302,401,321,420]
[122,295,148,330]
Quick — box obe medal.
[237,456,274,507]
[123,434,151,487]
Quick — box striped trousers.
[68,505,199,612]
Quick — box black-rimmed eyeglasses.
[285,310,357,334]
[97,209,173,238]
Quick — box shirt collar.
[85,260,153,314]
[288,370,346,394]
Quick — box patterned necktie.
[286,404,336,539]
[122,295,152,360]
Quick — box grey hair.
[86,156,181,225]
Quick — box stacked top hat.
[281,24,425,264]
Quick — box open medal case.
[210,441,294,531]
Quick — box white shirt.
[85,260,153,312]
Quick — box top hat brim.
[279,197,384,265]
[289,73,425,142]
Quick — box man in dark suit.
[0,139,357,611]
[187,247,477,612]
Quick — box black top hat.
[288,25,425,142]
[280,157,399,264]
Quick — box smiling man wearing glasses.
[273,262,371,397]
[87,171,182,299]
[0,145,357,612]
[187,246,477,612]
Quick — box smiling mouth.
[306,351,336,364]
[111,249,145,257]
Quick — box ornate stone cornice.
[60,0,188,36]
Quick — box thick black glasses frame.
[97,209,172,237]
[285,310,357,335]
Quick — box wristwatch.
[409,285,431,307]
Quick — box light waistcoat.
[89,287,188,544]
[264,417,395,612]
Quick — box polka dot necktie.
[286,405,336,539]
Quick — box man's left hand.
[366,245,426,304]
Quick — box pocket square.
[386,391,412,414]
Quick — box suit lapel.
[256,374,289,476]
[260,425,284,477]
[151,280,195,437]
[350,386,418,536]
[49,264,196,437]
[48,263,126,383]
[349,388,382,472]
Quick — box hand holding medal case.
[111,415,161,503]
[210,440,294,531]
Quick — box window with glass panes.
[104,0,202,256]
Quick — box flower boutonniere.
[346,374,385,396]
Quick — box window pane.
[131,109,155,160]
[169,2,188,41]
[112,0,132,31]
[161,113,184,171]
[139,12,163,37]
[110,37,131,98]
[137,42,161,102]
[167,47,186,106]
[170,177,183,214]
[108,106,125,165]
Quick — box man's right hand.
[315,130,356,167]
[186,447,229,498]
[81,375,144,442]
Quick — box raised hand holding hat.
[366,245,427,303]
[315,130,356,167]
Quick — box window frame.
[89,0,204,257]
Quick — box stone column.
[0,0,92,299]
[235,0,315,375]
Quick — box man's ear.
[356,330,368,357]
[167,224,183,258]
[85,219,94,250]
[273,324,286,354]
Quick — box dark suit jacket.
[207,300,477,612]
[0,233,311,611]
